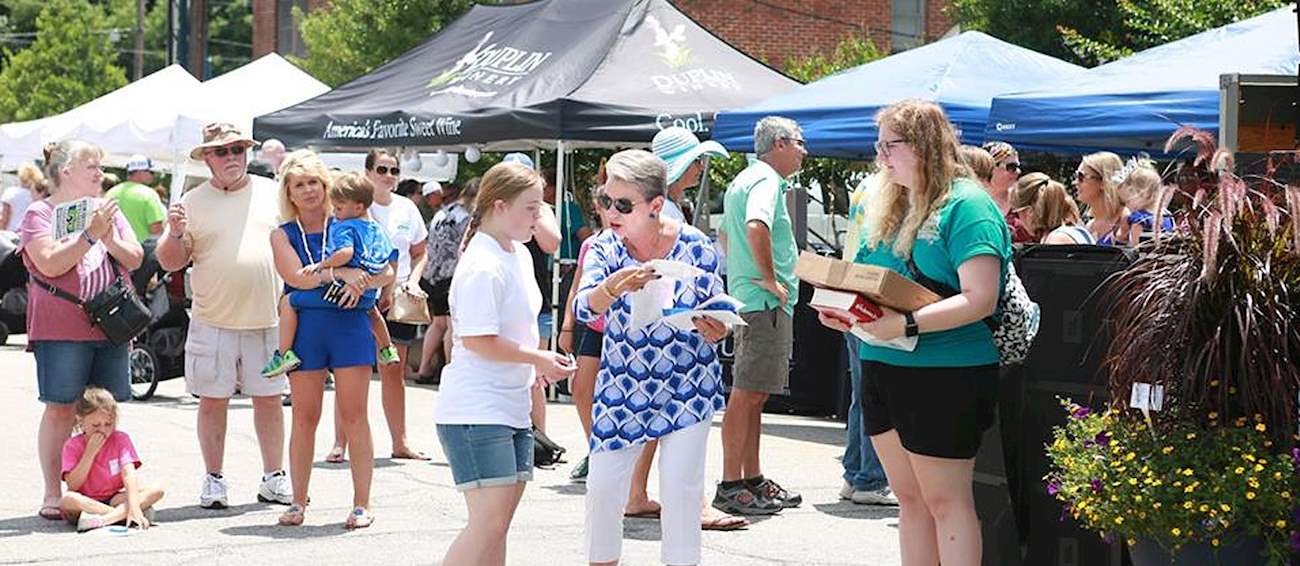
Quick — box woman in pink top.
[20,140,142,521]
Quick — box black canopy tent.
[253,0,798,150]
[254,0,797,343]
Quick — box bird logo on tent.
[428,32,495,91]
[646,15,692,70]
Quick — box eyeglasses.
[1074,170,1100,182]
[208,145,247,158]
[596,194,637,214]
[1002,162,1021,173]
[874,138,909,157]
[372,165,400,176]
[782,137,806,149]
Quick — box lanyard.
[295,218,328,265]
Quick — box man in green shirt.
[104,155,166,242]
[714,116,806,516]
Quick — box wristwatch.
[81,231,97,246]
[903,311,919,338]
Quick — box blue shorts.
[293,308,376,371]
[436,424,534,491]
[32,341,130,404]
[537,311,554,340]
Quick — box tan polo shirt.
[181,175,282,329]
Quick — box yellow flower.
[1186,433,1197,440]
[1247,492,1257,500]
[1125,452,1135,461]
[1208,412,1219,420]
[1254,464,1264,472]
[1135,495,1143,502]
[1256,423,1267,432]
[1212,538,1220,547]
[1128,478,1138,486]
[1182,468,1194,476]
[1184,485,1196,493]
[1276,520,1287,529]
[1114,517,1124,525]
[1153,502,1162,509]
[1199,504,1209,512]
[1161,446,1174,454]
[1210,379,1220,387]
[1235,467,1245,474]
[1184,501,1194,509]
[1172,528,1182,537]
[1221,504,1232,512]
[1248,478,1260,489]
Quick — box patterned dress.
[574,226,727,453]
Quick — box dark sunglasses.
[1002,162,1021,173]
[208,145,247,158]
[596,194,637,214]
[372,165,400,176]
[1074,170,1100,182]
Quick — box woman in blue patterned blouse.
[574,149,730,566]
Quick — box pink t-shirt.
[18,199,133,342]
[61,430,142,500]
[576,235,606,333]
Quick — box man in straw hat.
[156,122,293,510]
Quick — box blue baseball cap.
[502,152,535,169]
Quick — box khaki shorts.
[732,309,793,394]
[184,319,286,398]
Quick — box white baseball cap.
[125,154,154,173]
[421,181,443,196]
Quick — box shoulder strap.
[906,249,999,331]
[30,272,84,306]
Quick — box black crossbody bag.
[31,254,151,345]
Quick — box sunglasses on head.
[209,145,247,158]
[596,194,637,214]
[373,165,400,176]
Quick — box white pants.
[585,419,711,565]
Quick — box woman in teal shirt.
[819,100,1010,566]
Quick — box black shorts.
[861,360,998,459]
[576,326,603,358]
[386,320,419,344]
[421,277,452,316]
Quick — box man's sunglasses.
[596,194,637,214]
[373,165,400,176]
[208,145,247,158]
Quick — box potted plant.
[1045,130,1300,565]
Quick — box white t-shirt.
[435,232,542,429]
[370,194,428,282]
[2,186,34,232]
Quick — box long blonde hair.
[1030,180,1083,236]
[461,162,545,252]
[277,149,334,222]
[863,100,963,258]
[1080,151,1124,218]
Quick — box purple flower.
[1290,530,1300,552]
[1101,533,1115,544]
[1047,481,1061,496]
[1291,447,1300,468]
[1071,406,1092,419]
[1091,479,1103,493]
[1094,432,1111,447]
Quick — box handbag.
[386,286,431,325]
[31,255,151,345]
[532,425,567,468]
[906,253,1040,366]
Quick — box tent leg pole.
[550,141,567,400]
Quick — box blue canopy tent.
[712,31,1084,159]
[985,6,1300,155]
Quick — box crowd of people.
[9,98,1183,565]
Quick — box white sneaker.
[257,470,293,505]
[76,512,106,532]
[199,474,229,509]
[851,486,899,506]
[839,480,856,501]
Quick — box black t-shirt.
[526,238,553,310]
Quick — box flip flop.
[38,505,63,521]
[391,449,430,461]
[344,507,374,530]
[701,514,750,531]
[278,504,306,526]
[325,446,346,464]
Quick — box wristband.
[904,311,919,338]
[82,231,97,246]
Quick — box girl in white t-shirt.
[434,161,576,565]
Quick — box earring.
[650,212,657,219]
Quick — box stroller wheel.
[130,345,160,401]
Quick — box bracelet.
[597,283,618,302]
[560,329,573,334]
[329,267,337,282]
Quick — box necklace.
[295,217,329,264]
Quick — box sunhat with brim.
[190,122,259,160]
[652,127,727,186]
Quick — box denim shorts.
[436,424,534,491]
[32,340,131,405]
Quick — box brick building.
[253,0,955,69]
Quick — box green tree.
[0,0,127,122]
[1058,0,1286,65]
[948,0,1284,66]
[294,0,479,87]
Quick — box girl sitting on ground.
[60,387,165,532]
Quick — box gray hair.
[604,149,667,200]
[753,116,801,156]
[43,140,104,193]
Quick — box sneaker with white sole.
[76,512,106,532]
[199,474,229,509]
[851,486,899,506]
[257,470,293,505]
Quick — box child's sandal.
[277,504,306,526]
[344,506,373,529]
